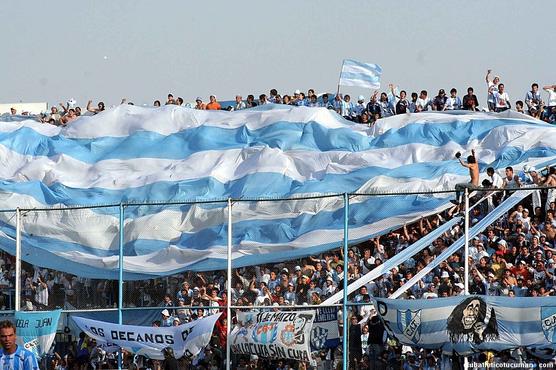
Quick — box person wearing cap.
[322,275,337,297]
[161,309,173,327]
[453,283,465,296]
[437,271,452,296]
[353,95,366,117]
[194,97,206,110]
[432,89,448,111]
[284,282,296,304]
[511,259,532,282]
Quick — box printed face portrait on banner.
[447,296,499,344]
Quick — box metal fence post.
[342,193,349,370]
[226,198,233,370]
[15,208,21,312]
[118,203,124,370]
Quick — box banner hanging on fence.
[311,307,339,351]
[72,313,221,360]
[230,310,315,362]
[375,295,556,355]
[15,309,61,358]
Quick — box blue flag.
[15,310,61,358]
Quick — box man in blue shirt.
[0,320,39,369]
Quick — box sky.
[2,0,555,108]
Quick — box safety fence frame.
[4,185,556,369]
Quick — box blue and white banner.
[15,309,61,358]
[0,107,556,279]
[72,314,221,360]
[375,296,556,355]
[310,307,339,351]
[339,59,382,89]
[230,310,315,362]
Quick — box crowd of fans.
[2,75,556,368]
[4,70,556,126]
[0,164,553,369]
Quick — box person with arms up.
[452,149,479,205]
[0,320,39,369]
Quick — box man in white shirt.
[485,70,501,111]
[486,167,504,188]
[490,83,510,112]
[415,90,431,112]
[543,84,556,108]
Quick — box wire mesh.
[19,207,120,310]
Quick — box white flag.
[339,59,382,89]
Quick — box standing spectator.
[491,83,511,112]
[485,69,501,111]
[234,95,246,111]
[445,88,462,110]
[206,95,221,110]
[416,90,431,112]
[349,315,363,370]
[462,87,479,111]
[432,89,448,111]
[395,90,410,114]
[378,92,395,118]
[86,100,105,114]
[525,83,543,114]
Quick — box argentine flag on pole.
[339,59,382,89]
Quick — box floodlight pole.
[15,208,21,312]
[226,198,233,370]
[342,193,349,370]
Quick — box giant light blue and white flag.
[15,310,61,358]
[0,107,555,279]
[339,59,382,89]
[375,296,556,355]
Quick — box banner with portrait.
[230,310,315,362]
[374,296,556,355]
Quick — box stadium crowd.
[1,164,554,369]
[4,70,556,126]
[2,72,556,368]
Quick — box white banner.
[230,310,314,362]
[72,313,221,360]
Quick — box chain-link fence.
[2,187,556,368]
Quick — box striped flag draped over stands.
[0,106,556,279]
[338,59,383,89]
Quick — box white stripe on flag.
[339,59,382,89]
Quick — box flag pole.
[337,59,344,96]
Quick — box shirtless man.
[457,149,479,186]
[451,149,479,205]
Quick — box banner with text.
[230,310,314,362]
[72,313,221,360]
[15,310,61,358]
